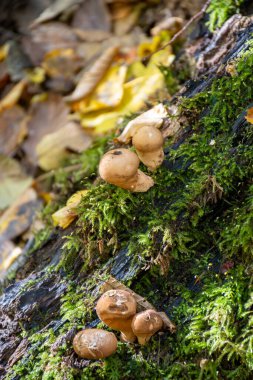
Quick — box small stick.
[142,0,211,64]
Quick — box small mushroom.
[99,148,154,192]
[73,328,118,359]
[132,126,164,170]
[96,289,137,343]
[116,104,167,144]
[131,309,163,345]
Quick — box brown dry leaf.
[0,60,9,90]
[22,22,78,66]
[0,155,32,210]
[0,79,27,114]
[101,276,176,332]
[22,94,70,165]
[64,45,118,103]
[245,107,253,124]
[36,121,92,170]
[0,106,27,156]
[110,2,132,20]
[31,0,83,27]
[73,29,112,42]
[0,188,40,241]
[71,0,111,32]
[151,17,184,36]
[113,3,143,36]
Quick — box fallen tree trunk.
[1,9,253,380]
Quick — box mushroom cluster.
[95,289,164,345]
[73,288,169,360]
[98,104,167,191]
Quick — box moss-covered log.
[1,6,253,380]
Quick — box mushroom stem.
[120,330,136,343]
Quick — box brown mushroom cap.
[96,289,137,343]
[132,126,164,152]
[131,310,163,345]
[98,148,154,192]
[73,329,118,359]
[132,126,164,171]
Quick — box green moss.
[207,0,244,32]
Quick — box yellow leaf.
[72,65,127,113]
[0,155,32,210]
[80,67,165,134]
[36,121,92,171]
[52,206,77,229]
[52,189,89,228]
[0,79,27,114]
[26,67,46,84]
[66,190,89,207]
[0,44,8,61]
[64,46,119,102]
[245,107,253,124]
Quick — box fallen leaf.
[36,121,92,170]
[72,64,127,113]
[0,106,27,155]
[0,188,40,240]
[0,60,9,90]
[0,237,22,277]
[64,46,119,102]
[0,79,27,113]
[116,103,167,143]
[71,0,111,32]
[110,2,132,20]
[0,44,8,61]
[0,155,32,210]
[113,3,143,36]
[73,29,112,42]
[151,17,184,36]
[245,107,253,124]
[22,22,78,66]
[79,68,165,134]
[22,94,70,165]
[66,189,89,207]
[31,0,83,27]
[6,40,33,81]
[42,48,82,79]
[52,189,88,228]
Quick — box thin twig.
[142,0,211,64]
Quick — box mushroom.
[132,125,164,170]
[116,104,167,144]
[73,328,118,359]
[131,309,163,345]
[98,148,154,192]
[96,289,137,343]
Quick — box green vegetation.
[207,0,245,32]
